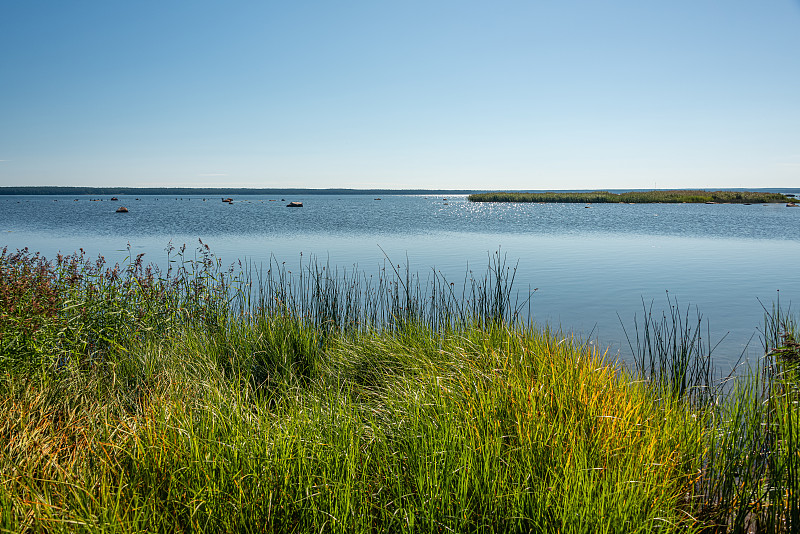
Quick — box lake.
[2,192,799,370]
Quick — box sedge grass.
[0,244,797,532]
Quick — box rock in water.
[287,201,303,208]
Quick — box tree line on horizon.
[0,186,476,196]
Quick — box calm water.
[2,192,799,369]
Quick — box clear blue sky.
[1,1,799,190]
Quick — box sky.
[1,1,799,190]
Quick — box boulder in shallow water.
[286,201,303,208]
[116,206,128,213]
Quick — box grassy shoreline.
[468,190,793,204]
[1,245,798,532]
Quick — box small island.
[468,189,792,204]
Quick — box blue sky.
[1,1,799,190]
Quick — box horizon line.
[2,185,798,196]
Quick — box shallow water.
[2,192,799,369]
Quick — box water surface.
[2,193,798,369]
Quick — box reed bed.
[0,243,798,532]
[468,190,791,204]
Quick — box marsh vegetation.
[1,244,798,532]
[468,190,792,204]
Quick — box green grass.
[468,190,792,204]
[1,244,798,532]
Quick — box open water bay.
[2,192,799,369]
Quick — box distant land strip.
[0,187,477,196]
[468,190,793,204]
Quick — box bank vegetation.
[1,244,798,532]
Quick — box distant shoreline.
[1,186,798,197]
[469,189,795,204]
[0,186,477,196]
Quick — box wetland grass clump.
[1,243,798,532]
[468,190,792,204]
[621,295,800,532]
